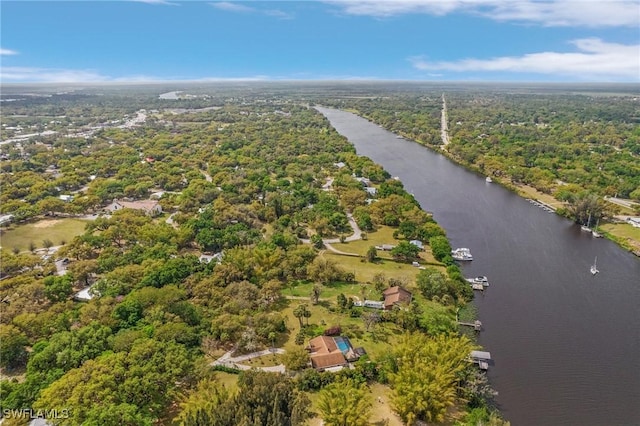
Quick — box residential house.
[382,286,413,310]
[105,199,162,216]
[308,336,347,370]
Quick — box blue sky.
[1,0,639,83]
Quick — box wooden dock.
[458,320,483,331]
[470,350,492,370]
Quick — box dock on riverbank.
[459,320,483,331]
[470,350,492,370]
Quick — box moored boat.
[452,247,473,261]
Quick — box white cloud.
[209,2,256,13]
[264,9,295,20]
[325,0,640,27]
[209,2,293,19]
[0,48,19,55]
[132,0,180,6]
[410,38,640,81]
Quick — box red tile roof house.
[307,336,350,371]
[382,286,413,310]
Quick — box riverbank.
[319,105,640,426]
[436,142,640,257]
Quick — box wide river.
[317,107,640,426]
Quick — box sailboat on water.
[590,256,599,275]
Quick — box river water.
[317,107,640,426]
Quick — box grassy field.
[320,251,433,285]
[241,353,283,367]
[601,223,640,252]
[0,218,89,252]
[212,371,240,391]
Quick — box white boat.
[466,276,490,286]
[590,256,599,275]
[592,219,603,238]
[581,213,592,232]
[485,176,492,183]
[451,248,473,261]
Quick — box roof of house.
[107,199,161,213]
[310,352,348,369]
[383,286,413,308]
[309,335,338,354]
[308,336,347,370]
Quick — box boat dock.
[527,198,556,213]
[466,276,489,291]
[459,320,483,331]
[470,350,492,370]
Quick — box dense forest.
[0,85,506,425]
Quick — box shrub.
[323,326,341,336]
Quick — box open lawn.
[601,223,640,252]
[320,251,438,284]
[0,218,89,252]
[242,353,283,367]
[514,184,564,208]
[212,371,240,391]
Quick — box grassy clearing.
[212,371,240,391]
[338,225,397,254]
[321,251,423,285]
[514,183,564,208]
[601,223,640,252]
[242,353,283,367]
[1,218,89,252]
[283,280,369,301]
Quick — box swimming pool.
[334,336,351,353]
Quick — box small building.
[382,286,413,310]
[0,214,15,226]
[59,194,74,202]
[375,244,395,251]
[106,199,162,216]
[199,252,223,264]
[74,285,95,301]
[627,217,640,228]
[365,187,377,196]
[363,300,385,309]
[409,240,424,250]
